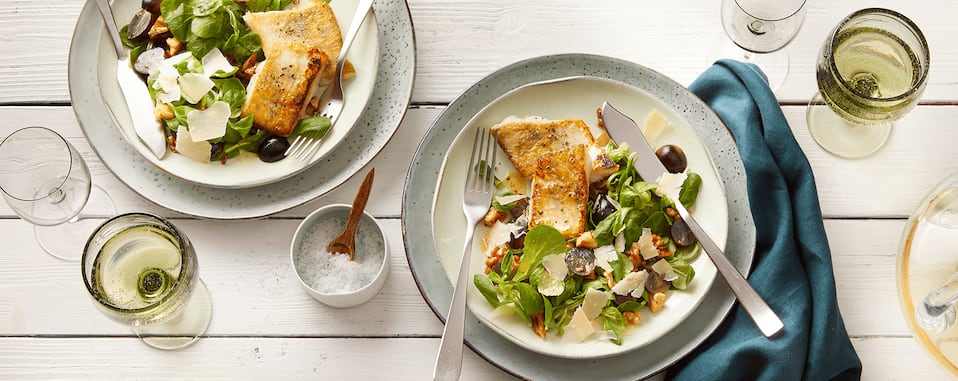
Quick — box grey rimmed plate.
[69,0,414,218]
[403,54,755,379]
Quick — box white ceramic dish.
[96,0,380,188]
[69,0,415,219]
[431,76,726,359]
[291,204,389,308]
[403,54,755,380]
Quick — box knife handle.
[93,0,125,59]
[673,201,785,338]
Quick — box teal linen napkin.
[666,60,862,380]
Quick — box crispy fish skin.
[243,1,355,86]
[241,41,328,137]
[492,119,596,178]
[529,145,589,239]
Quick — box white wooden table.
[1,0,957,379]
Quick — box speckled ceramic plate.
[69,0,414,219]
[403,54,756,379]
[90,0,379,189]
[431,76,726,359]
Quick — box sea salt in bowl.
[291,204,389,308]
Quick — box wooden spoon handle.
[343,168,375,238]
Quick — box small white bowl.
[290,204,389,308]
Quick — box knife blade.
[600,102,784,338]
[94,0,167,160]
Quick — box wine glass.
[0,126,115,260]
[807,8,930,159]
[82,212,213,350]
[708,0,807,91]
[896,173,958,377]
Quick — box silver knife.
[94,0,167,160]
[601,102,784,338]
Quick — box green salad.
[121,0,332,163]
[474,141,703,345]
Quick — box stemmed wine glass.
[896,173,958,376]
[806,8,930,159]
[708,0,807,91]
[0,126,115,260]
[82,212,213,350]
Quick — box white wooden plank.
[0,336,948,380]
[2,105,957,219]
[0,105,442,219]
[854,337,954,380]
[2,0,958,104]
[408,0,958,104]
[827,219,910,337]
[0,218,448,336]
[0,337,517,380]
[0,217,921,340]
[786,105,958,219]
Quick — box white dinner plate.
[70,0,415,219]
[95,0,380,188]
[403,54,756,379]
[431,76,726,359]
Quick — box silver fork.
[433,127,498,381]
[286,0,375,160]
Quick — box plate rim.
[429,74,725,359]
[402,53,756,379]
[68,0,417,219]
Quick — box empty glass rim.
[827,7,930,103]
[0,126,74,202]
[735,0,807,22]
[81,212,191,313]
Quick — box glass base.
[134,279,213,350]
[707,34,789,92]
[35,184,116,261]
[807,93,891,159]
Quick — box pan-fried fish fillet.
[529,145,589,239]
[492,116,619,182]
[240,41,328,137]
[243,1,355,86]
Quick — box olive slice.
[126,9,156,41]
[133,47,166,75]
[142,0,163,15]
[645,267,671,294]
[655,144,687,173]
[565,247,596,276]
[671,218,697,247]
[592,193,617,223]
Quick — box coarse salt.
[294,215,385,294]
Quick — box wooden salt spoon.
[327,168,375,260]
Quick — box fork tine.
[286,134,315,160]
[293,138,319,160]
[466,127,483,191]
[286,135,305,157]
[485,130,498,192]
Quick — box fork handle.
[433,222,476,381]
[337,0,375,75]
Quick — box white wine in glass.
[709,0,807,90]
[807,8,930,158]
[82,213,212,350]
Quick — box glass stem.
[917,271,958,333]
